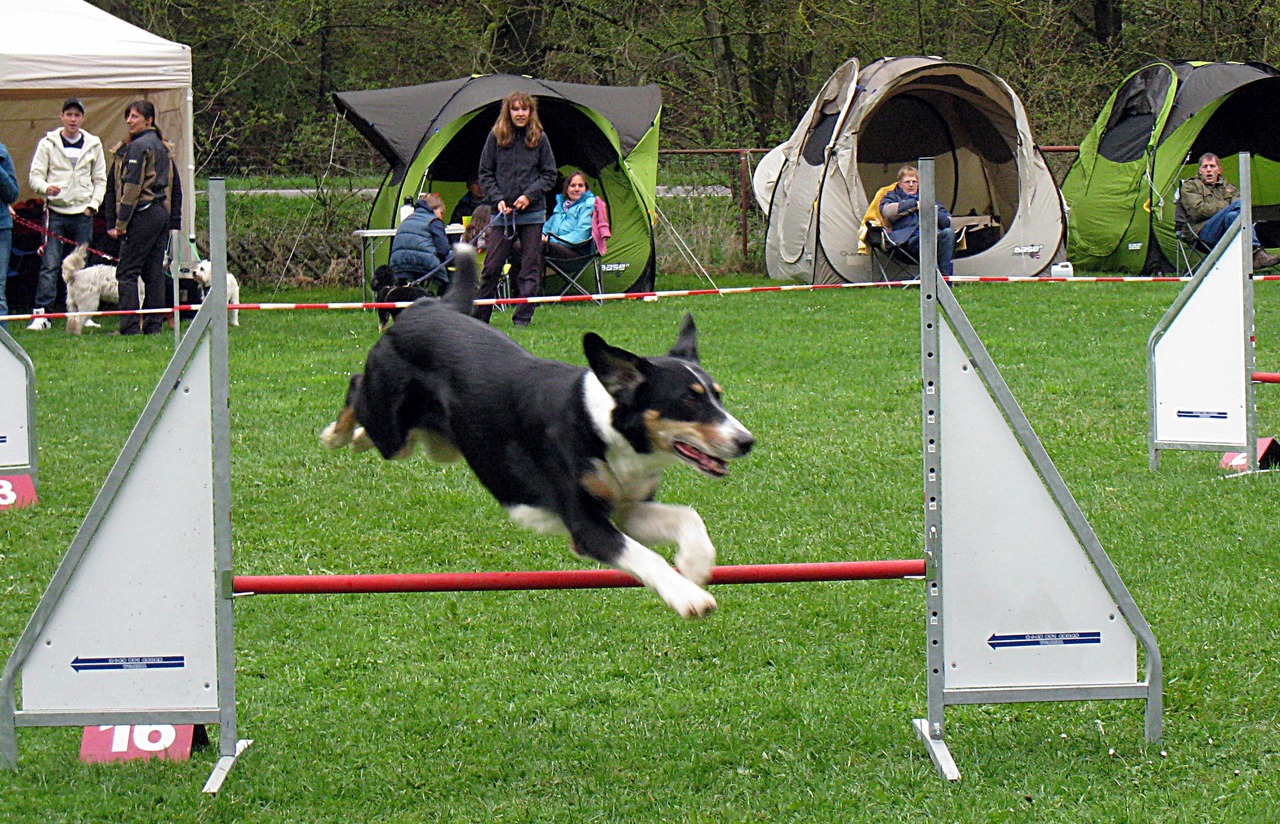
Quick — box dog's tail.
[443,243,479,314]
[62,243,90,282]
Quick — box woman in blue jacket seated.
[543,170,595,259]
[879,165,956,277]
[389,192,451,292]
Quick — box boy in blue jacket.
[390,192,451,292]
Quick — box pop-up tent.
[753,56,1065,282]
[1061,60,1280,273]
[334,75,661,292]
[0,0,195,237]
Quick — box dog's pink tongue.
[676,443,728,476]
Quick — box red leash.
[10,212,120,264]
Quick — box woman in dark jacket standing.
[102,100,171,335]
[473,91,557,326]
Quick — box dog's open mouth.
[674,441,729,477]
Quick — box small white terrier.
[61,243,140,335]
[194,260,241,326]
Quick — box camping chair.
[860,183,920,282]
[543,197,610,304]
[859,184,967,281]
[1173,181,1213,276]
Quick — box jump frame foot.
[912,719,961,781]
[202,739,253,794]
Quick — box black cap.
[62,98,85,114]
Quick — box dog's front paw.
[660,576,717,619]
[320,421,352,449]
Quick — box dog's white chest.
[581,375,675,502]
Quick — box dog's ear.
[667,312,699,363]
[584,332,646,400]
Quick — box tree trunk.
[1095,0,1123,47]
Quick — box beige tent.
[0,0,195,237]
[753,57,1065,282]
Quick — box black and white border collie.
[321,245,754,617]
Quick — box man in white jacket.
[26,98,107,330]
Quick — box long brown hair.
[126,99,163,141]
[492,91,544,149]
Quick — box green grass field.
[2,278,1279,821]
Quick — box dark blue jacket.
[880,185,951,246]
[0,142,21,230]
[389,201,451,280]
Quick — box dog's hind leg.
[616,502,716,586]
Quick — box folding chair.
[1173,181,1213,276]
[542,196,609,303]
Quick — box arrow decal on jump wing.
[71,655,186,672]
[987,632,1101,649]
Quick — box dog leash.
[12,212,120,263]
[497,209,516,241]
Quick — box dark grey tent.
[333,75,662,291]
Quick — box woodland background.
[91,0,1280,174]
[79,1,1280,278]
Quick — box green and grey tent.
[752,56,1065,282]
[1061,60,1280,273]
[333,74,661,291]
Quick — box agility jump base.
[1149,153,1260,472]
[2,166,1161,789]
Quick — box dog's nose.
[735,431,755,455]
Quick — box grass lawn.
[2,276,1279,821]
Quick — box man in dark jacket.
[1180,153,1280,269]
[880,165,956,277]
[0,141,21,331]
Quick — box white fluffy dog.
[194,260,241,326]
[61,243,139,335]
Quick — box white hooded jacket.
[29,128,107,216]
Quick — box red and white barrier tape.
[8,273,1280,325]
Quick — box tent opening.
[1186,80,1280,163]
[418,99,621,187]
[857,87,1019,254]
